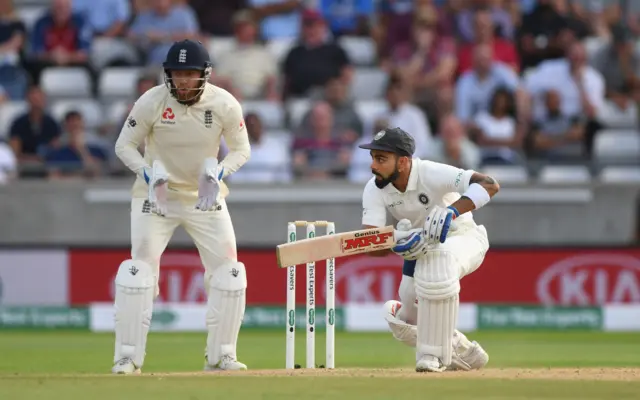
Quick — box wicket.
[286,220,336,370]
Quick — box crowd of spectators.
[0,0,639,185]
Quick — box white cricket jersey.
[361,158,478,231]
[115,83,250,202]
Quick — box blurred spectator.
[347,117,387,182]
[26,0,93,86]
[298,75,363,145]
[128,0,199,65]
[8,85,61,164]
[376,75,432,158]
[457,0,515,43]
[528,89,586,160]
[427,114,480,170]
[72,0,130,37]
[282,10,351,99]
[249,0,303,40]
[45,110,108,179]
[455,44,520,127]
[214,10,278,101]
[390,5,456,129]
[0,0,28,100]
[517,0,590,69]
[318,0,373,37]
[470,87,525,165]
[525,41,604,129]
[227,112,291,183]
[291,101,351,179]
[596,86,639,130]
[189,0,247,36]
[457,8,519,75]
[0,139,16,184]
[592,24,638,97]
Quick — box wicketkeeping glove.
[195,157,224,211]
[392,219,428,260]
[143,160,169,217]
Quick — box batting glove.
[392,219,428,260]
[144,160,169,217]
[195,157,224,211]
[424,206,459,245]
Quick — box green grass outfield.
[1,330,639,399]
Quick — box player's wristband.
[447,205,460,219]
[462,183,491,210]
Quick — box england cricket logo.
[178,48,187,63]
[204,110,212,128]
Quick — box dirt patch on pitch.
[141,367,640,381]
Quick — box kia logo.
[536,254,640,305]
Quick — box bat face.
[277,226,396,268]
[340,230,395,252]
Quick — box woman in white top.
[470,87,525,165]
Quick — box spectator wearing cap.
[249,0,304,40]
[282,9,352,100]
[214,10,279,101]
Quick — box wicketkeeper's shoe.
[204,354,247,371]
[416,355,446,373]
[112,358,141,375]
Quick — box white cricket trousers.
[398,225,489,324]
[130,197,238,297]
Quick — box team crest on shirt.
[204,109,213,128]
[418,193,429,205]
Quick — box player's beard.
[373,168,400,189]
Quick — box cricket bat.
[276,226,396,268]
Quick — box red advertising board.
[68,248,640,306]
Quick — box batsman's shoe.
[204,354,247,371]
[416,355,446,373]
[449,331,489,371]
[112,358,141,375]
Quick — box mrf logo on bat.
[341,229,394,252]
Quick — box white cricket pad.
[414,250,460,367]
[206,261,247,366]
[113,259,155,368]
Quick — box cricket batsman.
[112,40,251,374]
[359,127,500,372]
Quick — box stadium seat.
[286,98,311,128]
[339,36,376,66]
[538,165,592,184]
[593,129,640,163]
[90,38,141,69]
[41,67,92,98]
[354,100,387,127]
[481,165,529,184]
[99,67,143,100]
[350,68,388,100]
[598,166,640,183]
[107,100,130,126]
[0,101,28,139]
[241,100,284,129]
[50,99,103,129]
[17,6,45,31]
[208,37,235,62]
[596,100,638,129]
[266,38,296,64]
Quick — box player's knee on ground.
[397,275,417,324]
[384,308,417,347]
[414,251,460,366]
[206,261,247,365]
[114,259,155,367]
